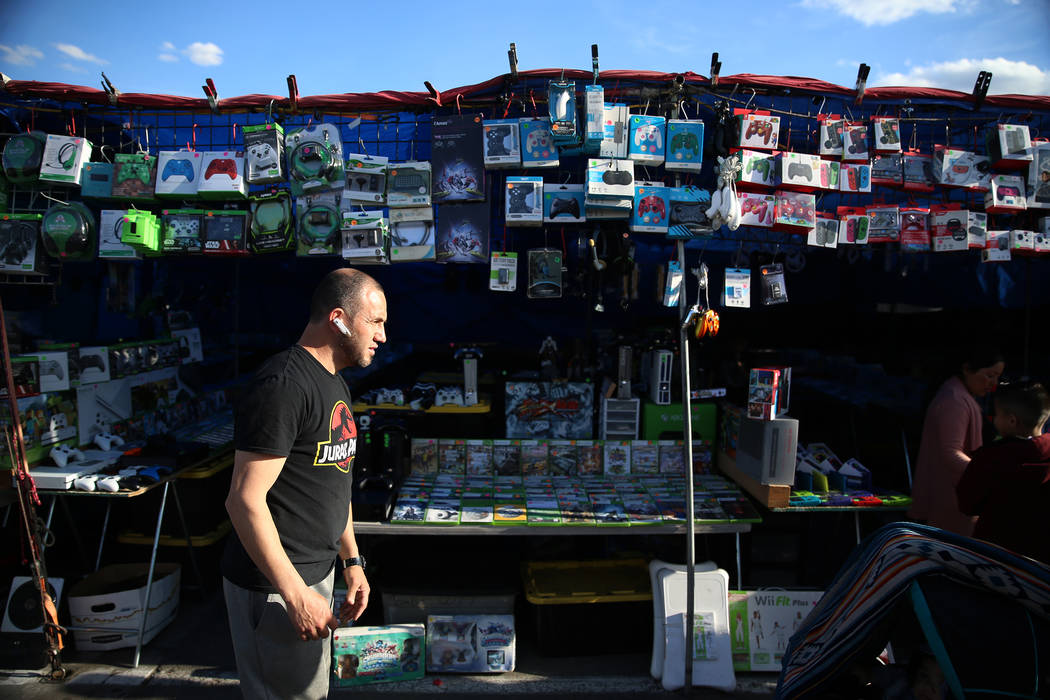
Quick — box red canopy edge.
[2,70,1048,113]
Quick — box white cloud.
[58,62,87,74]
[873,57,1050,94]
[54,43,107,64]
[0,44,44,66]
[800,0,965,26]
[161,41,176,51]
[183,42,223,67]
[158,53,179,63]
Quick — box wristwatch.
[343,555,366,570]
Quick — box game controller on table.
[115,161,152,185]
[637,195,666,223]
[37,359,64,380]
[549,197,580,219]
[633,125,663,151]
[75,353,105,373]
[360,388,404,406]
[161,158,195,181]
[434,386,465,407]
[50,444,85,468]
[525,129,552,156]
[669,131,698,157]
[93,432,125,451]
[204,158,239,180]
[745,120,774,144]
[787,162,813,182]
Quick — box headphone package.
[389,205,435,262]
[39,134,93,185]
[295,190,341,257]
[248,190,293,253]
[285,123,345,196]
[98,209,142,260]
[243,123,285,185]
[0,213,45,274]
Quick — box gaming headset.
[41,201,96,261]
[2,131,47,183]
[49,142,78,171]
[289,140,337,184]
[297,203,341,250]
[249,191,293,251]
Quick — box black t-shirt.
[221,345,357,591]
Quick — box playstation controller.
[50,444,85,468]
[161,158,196,181]
[549,197,580,219]
[205,158,238,180]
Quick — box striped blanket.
[776,522,1050,698]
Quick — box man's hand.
[286,585,339,641]
[339,565,370,624]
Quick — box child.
[957,380,1050,563]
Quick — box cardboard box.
[68,563,180,651]
[431,114,485,202]
[519,118,559,168]
[627,114,666,165]
[1025,142,1050,209]
[80,162,114,198]
[155,151,202,198]
[98,210,141,260]
[197,152,247,199]
[600,103,629,158]
[482,118,522,169]
[426,614,516,673]
[777,152,822,191]
[39,134,92,184]
[739,113,780,150]
[665,120,704,172]
[631,183,670,233]
[729,590,823,671]
[389,206,435,262]
[985,174,1026,213]
[543,184,585,223]
[331,624,425,686]
[0,213,45,274]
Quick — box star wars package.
[345,154,389,204]
[389,206,435,262]
[482,119,521,169]
[243,122,285,184]
[331,624,425,687]
[202,209,248,256]
[435,202,489,263]
[432,115,485,203]
[160,209,204,254]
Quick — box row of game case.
[390,473,760,526]
[410,438,713,476]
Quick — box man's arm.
[337,504,370,623]
[226,449,337,640]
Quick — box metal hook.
[267,99,275,124]
[817,96,826,115]
[744,89,756,110]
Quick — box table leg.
[854,512,861,546]
[169,482,205,592]
[132,481,168,669]
[95,500,112,572]
[46,496,56,530]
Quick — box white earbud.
[333,318,352,337]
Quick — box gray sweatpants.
[223,570,335,700]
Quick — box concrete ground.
[0,585,779,699]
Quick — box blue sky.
[1,0,1048,99]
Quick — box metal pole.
[677,239,696,688]
[133,482,169,668]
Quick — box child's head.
[993,381,1050,438]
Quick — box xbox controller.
[633,124,663,151]
[161,158,196,181]
[745,119,773,145]
[601,169,633,186]
[38,359,63,380]
[525,128,552,157]
[669,131,698,157]
[246,143,278,171]
[549,196,580,219]
[205,158,238,180]
[115,160,152,185]
[787,162,813,182]
[94,432,125,451]
[485,126,512,157]
[50,443,85,468]
[637,195,666,223]
[77,353,105,373]
[435,386,464,407]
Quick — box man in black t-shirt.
[222,267,387,699]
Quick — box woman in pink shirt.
[908,347,1004,536]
